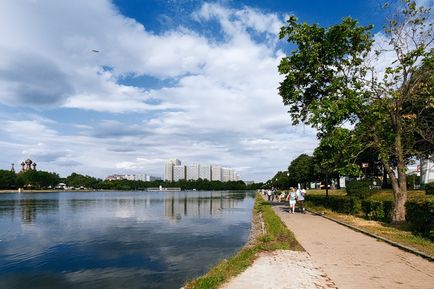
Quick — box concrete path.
[272,203,434,289]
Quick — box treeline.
[0,170,263,191]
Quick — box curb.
[307,209,434,262]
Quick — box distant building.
[165,159,181,182]
[211,165,222,181]
[164,159,240,182]
[20,159,37,172]
[186,164,200,180]
[105,174,126,181]
[421,158,434,184]
[199,165,211,180]
[173,165,186,181]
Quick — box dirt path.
[272,203,434,289]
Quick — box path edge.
[307,210,434,262]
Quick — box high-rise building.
[186,164,200,180]
[165,159,181,182]
[173,165,186,181]
[199,165,211,180]
[211,165,222,181]
[222,167,231,182]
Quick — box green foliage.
[406,200,434,240]
[346,180,372,199]
[65,173,101,188]
[407,174,420,188]
[278,0,434,222]
[287,154,314,186]
[0,170,17,189]
[305,195,361,215]
[361,200,394,221]
[425,182,434,195]
[17,170,60,189]
[313,128,362,177]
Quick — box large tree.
[278,0,433,222]
[287,154,314,188]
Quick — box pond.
[0,190,255,289]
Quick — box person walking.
[298,188,306,213]
[287,187,297,213]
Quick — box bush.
[361,200,393,221]
[406,200,434,241]
[425,182,434,195]
[346,180,372,199]
[305,195,360,215]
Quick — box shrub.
[305,195,360,215]
[405,200,434,241]
[346,180,372,199]
[425,182,434,195]
[361,200,393,221]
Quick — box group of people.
[286,187,306,214]
[262,187,306,213]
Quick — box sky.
[0,0,430,181]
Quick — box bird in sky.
[91,49,100,53]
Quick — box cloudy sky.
[0,0,425,181]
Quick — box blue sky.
[0,0,430,181]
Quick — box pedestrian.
[298,188,306,213]
[267,189,272,201]
[287,187,297,213]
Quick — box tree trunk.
[380,129,408,223]
[393,130,408,223]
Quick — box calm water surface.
[0,190,255,289]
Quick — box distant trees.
[65,173,101,188]
[0,170,17,189]
[16,170,60,189]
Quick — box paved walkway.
[221,200,434,289]
[273,203,434,289]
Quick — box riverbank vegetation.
[184,194,303,289]
[0,170,263,191]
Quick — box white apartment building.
[421,158,434,184]
[173,165,186,181]
[199,165,211,180]
[222,168,231,182]
[164,159,181,182]
[186,164,200,180]
[211,165,222,181]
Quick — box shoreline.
[183,193,304,289]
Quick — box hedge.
[425,182,434,195]
[307,195,434,241]
[361,200,393,222]
[305,195,360,215]
[406,200,434,241]
[345,180,372,199]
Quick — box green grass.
[184,194,303,289]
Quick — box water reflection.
[0,191,254,289]
[164,191,246,222]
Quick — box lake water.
[0,190,255,289]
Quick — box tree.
[65,173,100,188]
[17,170,60,189]
[0,170,17,189]
[287,154,314,188]
[278,1,433,222]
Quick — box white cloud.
[0,1,319,181]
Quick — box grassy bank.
[184,194,303,289]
